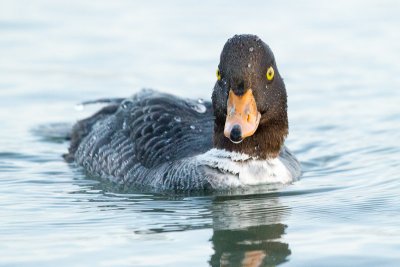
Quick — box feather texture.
[67,89,301,192]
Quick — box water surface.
[1,1,400,266]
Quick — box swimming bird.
[65,34,301,192]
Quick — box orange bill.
[224,89,261,143]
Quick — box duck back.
[66,89,215,191]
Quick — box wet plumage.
[66,34,301,192]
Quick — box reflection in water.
[210,195,290,267]
[1,0,400,265]
[210,224,289,267]
[77,180,291,266]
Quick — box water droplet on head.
[174,116,182,122]
[165,155,170,160]
[247,63,251,68]
[190,125,196,130]
[197,98,204,104]
[249,47,254,52]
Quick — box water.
[1,0,400,266]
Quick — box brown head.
[212,34,288,159]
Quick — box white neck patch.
[196,148,299,187]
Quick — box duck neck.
[213,119,288,159]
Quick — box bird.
[65,34,301,192]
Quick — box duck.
[65,34,301,192]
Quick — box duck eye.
[216,68,221,81]
[266,66,274,81]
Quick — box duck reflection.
[209,194,290,267]
[73,181,291,266]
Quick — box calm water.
[1,1,400,266]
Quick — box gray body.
[67,90,301,192]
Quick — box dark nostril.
[230,125,242,142]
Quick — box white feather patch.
[196,148,300,186]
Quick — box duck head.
[212,34,288,159]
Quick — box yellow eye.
[266,66,274,81]
[216,68,221,81]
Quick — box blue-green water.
[1,1,400,266]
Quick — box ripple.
[1,1,400,266]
